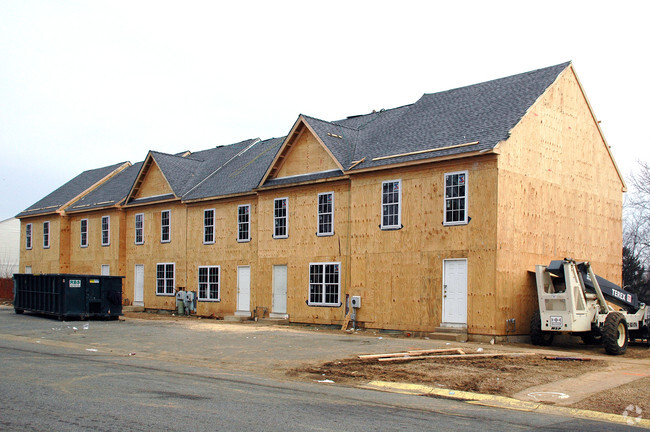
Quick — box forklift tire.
[530,311,554,346]
[603,312,628,355]
[580,325,602,345]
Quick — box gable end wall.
[496,66,623,334]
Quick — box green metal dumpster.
[13,274,123,320]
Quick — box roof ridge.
[301,114,359,132]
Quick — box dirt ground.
[289,346,650,415]
[289,352,605,396]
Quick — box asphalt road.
[0,308,640,431]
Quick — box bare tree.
[624,160,650,268]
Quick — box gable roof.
[183,137,283,201]
[17,162,129,218]
[66,162,143,213]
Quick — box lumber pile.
[358,349,535,363]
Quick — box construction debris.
[359,349,535,363]
[543,356,592,361]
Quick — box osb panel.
[68,210,124,276]
[123,202,187,309]
[134,161,173,199]
[347,159,499,334]
[496,66,624,334]
[19,216,63,274]
[255,181,351,324]
[185,196,259,317]
[273,129,340,179]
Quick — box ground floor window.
[198,266,220,301]
[156,263,175,295]
[308,262,340,306]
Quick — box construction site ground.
[2,304,648,421]
[121,310,650,417]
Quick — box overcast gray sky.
[1,0,648,221]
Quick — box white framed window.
[101,216,110,246]
[381,180,402,229]
[444,171,468,225]
[135,213,144,244]
[317,192,334,236]
[308,262,341,306]
[161,210,171,243]
[204,209,215,244]
[43,221,50,249]
[25,266,32,274]
[273,197,288,239]
[101,264,110,276]
[156,263,175,296]
[237,204,251,242]
[25,223,32,250]
[198,266,220,301]
[80,219,88,247]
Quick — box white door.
[236,266,251,315]
[272,265,288,318]
[101,265,110,276]
[442,259,468,325]
[134,264,144,306]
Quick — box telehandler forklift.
[531,258,649,355]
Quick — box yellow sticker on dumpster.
[90,279,99,283]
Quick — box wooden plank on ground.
[358,348,462,360]
[340,313,351,332]
[377,352,535,363]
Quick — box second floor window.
[135,213,144,244]
[204,209,215,244]
[25,223,32,250]
[273,198,288,238]
[101,216,110,246]
[238,205,250,242]
[80,219,88,247]
[43,221,50,248]
[381,180,401,229]
[317,192,334,236]
[161,210,171,243]
[444,171,468,225]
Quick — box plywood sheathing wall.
[124,202,187,309]
[496,66,624,334]
[20,216,63,274]
[349,158,499,334]
[256,180,351,324]
[68,210,124,276]
[134,160,173,199]
[185,196,258,317]
[271,124,341,180]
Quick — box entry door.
[272,265,287,317]
[236,266,251,314]
[134,265,144,306]
[442,259,468,325]
[101,265,110,276]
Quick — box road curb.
[363,381,650,428]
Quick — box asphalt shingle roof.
[21,62,574,213]
[66,162,143,213]
[18,162,128,217]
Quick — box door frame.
[441,258,468,327]
[235,265,251,316]
[270,264,288,319]
[133,264,144,306]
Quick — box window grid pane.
[161,211,170,242]
[274,198,287,237]
[80,220,88,247]
[135,214,144,244]
[101,216,110,245]
[238,205,250,241]
[308,263,340,306]
[26,224,32,249]
[43,222,50,248]
[198,266,220,301]
[318,193,333,235]
[204,210,214,243]
[445,173,467,224]
[381,181,400,228]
